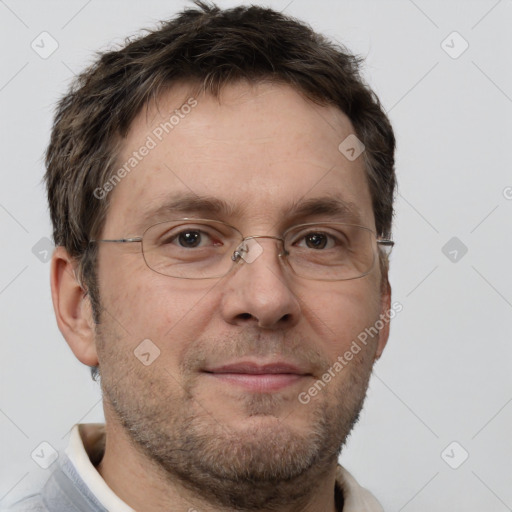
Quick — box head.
[48,1,396,509]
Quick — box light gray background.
[1,0,511,510]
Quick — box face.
[93,82,390,508]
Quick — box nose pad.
[231,236,285,265]
[232,238,263,264]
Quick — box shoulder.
[0,494,48,512]
[336,465,384,512]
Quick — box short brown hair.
[46,0,396,325]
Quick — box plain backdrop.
[1,0,511,510]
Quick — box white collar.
[65,424,135,512]
[335,465,384,512]
[65,423,383,512]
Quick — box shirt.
[3,424,384,512]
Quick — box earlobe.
[50,246,98,366]
[375,279,392,360]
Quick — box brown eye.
[304,233,328,249]
[177,231,203,248]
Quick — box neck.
[95,417,340,512]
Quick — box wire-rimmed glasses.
[90,218,394,281]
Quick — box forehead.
[103,81,374,234]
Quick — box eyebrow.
[286,196,363,225]
[135,193,242,231]
[135,192,364,231]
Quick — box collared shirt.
[4,424,384,512]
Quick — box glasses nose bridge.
[244,234,284,243]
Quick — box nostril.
[238,313,252,320]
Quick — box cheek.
[98,258,220,353]
[296,278,382,361]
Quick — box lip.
[203,361,311,392]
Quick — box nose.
[220,237,301,329]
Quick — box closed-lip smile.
[203,361,311,392]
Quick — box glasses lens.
[284,223,376,281]
[140,220,377,281]
[141,220,241,279]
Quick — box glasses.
[90,218,394,281]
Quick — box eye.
[303,233,331,249]
[288,225,354,253]
[177,230,205,248]
[296,231,337,250]
[160,227,223,249]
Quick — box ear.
[50,246,98,366]
[375,278,392,360]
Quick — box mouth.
[202,361,312,392]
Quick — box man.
[6,1,396,510]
